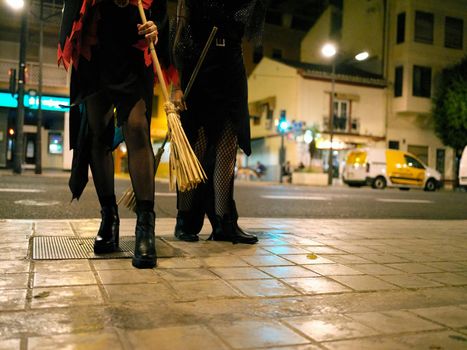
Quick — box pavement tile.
[0,273,29,289]
[240,255,295,267]
[104,282,175,302]
[322,337,411,350]
[376,274,443,288]
[0,289,26,310]
[201,256,250,267]
[157,268,219,281]
[424,262,467,272]
[325,255,372,264]
[305,264,363,276]
[329,275,398,291]
[126,325,228,350]
[171,280,241,299]
[156,257,203,269]
[260,266,320,278]
[354,253,409,263]
[30,286,103,308]
[334,245,377,254]
[386,262,443,273]
[281,255,336,265]
[33,271,96,287]
[34,260,91,273]
[303,246,346,255]
[0,260,30,274]
[398,330,467,350]
[210,267,271,280]
[0,247,28,260]
[27,331,123,350]
[97,269,159,284]
[216,244,271,256]
[416,272,467,286]
[229,279,299,297]
[282,277,351,295]
[211,320,310,348]
[0,339,20,350]
[348,310,443,334]
[91,259,136,270]
[410,305,467,328]
[264,246,311,255]
[349,263,404,275]
[391,252,444,262]
[265,345,322,350]
[284,314,378,342]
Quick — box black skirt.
[179,41,251,155]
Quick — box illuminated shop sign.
[0,92,69,112]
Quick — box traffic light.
[278,110,288,133]
[8,68,16,96]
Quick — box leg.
[208,120,258,244]
[123,99,156,268]
[86,92,120,254]
[174,127,208,241]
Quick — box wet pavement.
[1,218,467,349]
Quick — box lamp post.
[11,0,28,174]
[35,0,44,174]
[278,111,288,183]
[321,43,337,186]
[321,43,369,186]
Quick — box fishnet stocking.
[213,120,237,217]
[123,99,155,202]
[178,127,207,210]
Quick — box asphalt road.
[1,171,467,220]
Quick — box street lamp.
[320,43,369,186]
[321,43,337,186]
[6,0,29,174]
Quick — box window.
[388,140,400,150]
[332,100,349,132]
[445,17,463,49]
[405,155,425,169]
[272,48,283,59]
[397,12,406,43]
[48,132,63,154]
[436,148,445,175]
[394,66,403,97]
[414,11,434,44]
[413,65,431,97]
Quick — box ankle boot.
[132,210,156,269]
[174,210,204,242]
[94,206,120,254]
[208,201,258,244]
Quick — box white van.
[459,146,467,188]
[343,148,442,191]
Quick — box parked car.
[459,146,467,189]
[342,148,442,191]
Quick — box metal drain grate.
[31,236,183,260]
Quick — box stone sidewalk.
[1,218,467,349]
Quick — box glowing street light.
[5,0,24,10]
[355,51,369,61]
[321,43,337,58]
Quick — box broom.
[118,6,216,210]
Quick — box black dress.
[58,0,170,199]
[173,0,267,156]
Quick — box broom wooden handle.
[137,0,170,102]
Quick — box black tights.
[86,93,154,208]
[178,119,238,217]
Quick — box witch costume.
[58,0,175,268]
[172,0,268,244]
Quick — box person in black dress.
[59,0,173,268]
[172,0,268,244]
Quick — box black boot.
[208,201,258,244]
[174,210,204,242]
[94,206,120,254]
[132,210,156,269]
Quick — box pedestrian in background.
[172,0,268,244]
[58,0,173,268]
